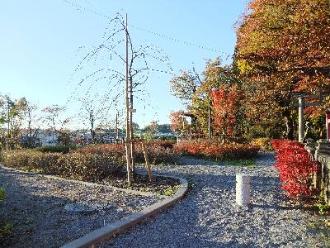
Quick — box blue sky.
[0,0,248,129]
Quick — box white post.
[298,96,305,143]
[326,109,330,141]
[236,174,250,207]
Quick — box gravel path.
[102,153,327,248]
[0,166,160,248]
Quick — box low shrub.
[0,150,37,169]
[27,151,61,174]
[56,152,123,181]
[76,141,177,165]
[250,137,273,151]
[1,149,124,182]
[174,139,259,160]
[142,142,177,164]
[149,140,176,150]
[271,139,318,197]
[35,145,76,154]
[76,144,125,157]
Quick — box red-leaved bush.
[76,140,177,164]
[174,139,259,160]
[272,139,318,197]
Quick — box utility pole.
[6,97,10,150]
[208,88,217,139]
[90,109,95,143]
[124,13,132,185]
[326,109,330,141]
[298,96,304,143]
[115,110,119,142]
[208,99,212,139]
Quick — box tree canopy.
[235,0,330,139]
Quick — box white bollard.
[236,174,250,207]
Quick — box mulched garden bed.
[100,171,181,196]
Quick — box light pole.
[208,88,218,139]
[326,109,330,141]
[298,96,305,142]
[207,98,212,139]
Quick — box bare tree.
[77,94,109,144]
[22,101,42,148]
[72,13,171,185]
[42,105,70,145]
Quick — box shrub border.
[61,173,188,248]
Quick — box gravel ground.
[102,153,328,248]
[0,166,160,248]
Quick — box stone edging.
[61,174,188,248]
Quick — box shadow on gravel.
[0,168,126,248]
[0,171,71,248]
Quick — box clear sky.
[0,0,248,129]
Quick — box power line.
[62,0,230,57]
[130,24,229,57]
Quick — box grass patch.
[160,185,179,196]
[223,158,256,168]
[0,223,13,239]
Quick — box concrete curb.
[0,164,155,197]
[61,174,188,248]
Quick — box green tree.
[0,95,28,148]
[170,69,201,105]
[142,121,159,140]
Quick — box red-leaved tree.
[211,84,242,139]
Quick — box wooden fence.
[306,139,330,205]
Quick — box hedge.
[76,141,177,165]
[1,150,124,181]
[174,139,259,160]
[272,139,318,197]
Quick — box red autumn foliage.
[272,139,318,197]
[211,85,241,138]
[174,139,259,160]
[76,140,177,164]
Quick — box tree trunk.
[141,142,152,182]
[284,114,294,140]
[125,13,133,186]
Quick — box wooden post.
[115,110,119,143]
[125,13,132,185]
[326,109,330,141]
[141,141,152,182]
[208,100,212,139]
